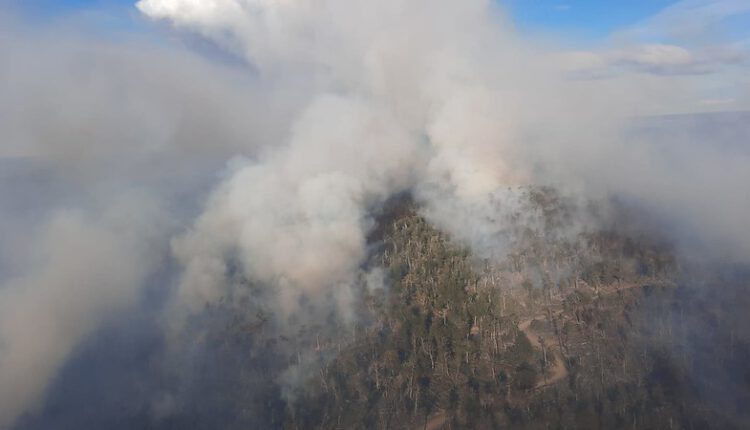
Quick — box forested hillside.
[283,189,685,429]
[142,189,750,430]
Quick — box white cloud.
[623,0,750,41]
[698,97,736,106]
[550,0,750,103]
[560,43,748,78]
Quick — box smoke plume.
[0,0,748,427]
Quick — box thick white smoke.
[171,94,421,319]
[0,15,296,426]
[137,0,750,326]
[0,0,748,427]
[139,0,560,320]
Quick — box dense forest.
[285,191,750,429]
[114,188,750,430]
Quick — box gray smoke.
[139,0,750,320]
[0,11,296,426]
[0,0,748,427]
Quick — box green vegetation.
[284,190,715,429]
[181,188,750,430]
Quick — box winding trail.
[422,410,447,430]
[518,315,568,388]
[411,282,656,429]
[516,282,653,389]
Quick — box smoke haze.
[0,0,748,427]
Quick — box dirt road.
[515,282,653,389]
[518,315,568,388]
[420,410,446,430]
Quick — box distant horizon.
[7,0,749,113]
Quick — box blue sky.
[12,0,681,40]
[9,0,750,112]
[12,0,134,16]
[506,0,679,39]
[12,0,750,45]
